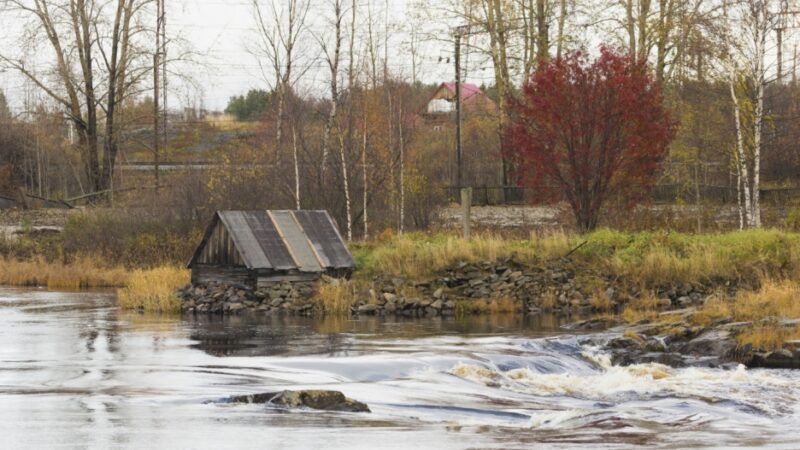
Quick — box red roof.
[441,82,483,101]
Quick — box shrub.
[787,208,800,231]
[313,279,359,316]
[117,267,189,313]
[62,210,200,267]
[0,257,129,288]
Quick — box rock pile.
[586,313,800,370]
[178,281,316,315]
[178,259,718,317]
[223,390,370,413]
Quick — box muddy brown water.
[0,287,798,449]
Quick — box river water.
[1,287,798,449]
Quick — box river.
[0,288,798,449]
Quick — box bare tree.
[1,0,151,195]
[723,0,784,228]
[251,0,310,151]
[316,0,345,186]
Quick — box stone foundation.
[179,258,724,317]
[178,281,316,315]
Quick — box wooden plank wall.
[196,222,244,267]
[191,265,252,288]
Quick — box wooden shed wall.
[191,264,252,287]
[195,221,245,267]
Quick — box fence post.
[461,187,472,240]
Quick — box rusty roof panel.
[293,210,355,269]
[189,209,355,273]
[269,210,323,272]
[242,210,295,270]
[218,211,271,269]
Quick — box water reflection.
[1,287,798,450]
[173,312,574,357]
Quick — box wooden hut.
[187,210,355,288]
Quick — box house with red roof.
[422,82,497,116]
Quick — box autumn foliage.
[507,47,676,231]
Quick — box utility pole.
[453,24,472,191]
[776,3,799,83]
[153,0,167,192]
[454,28,463,190]
[153,0,161,191]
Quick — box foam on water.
[1,288,799,449]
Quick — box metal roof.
[188,210,355,272]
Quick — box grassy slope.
[3,227,800,341]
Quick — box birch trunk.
[339,133,352,240]
[319,0,343,186]
[292,126,301,210]
[361,112,369,240]
[751,6,765,228]
[729,71,752,228]
[398,98,405,234]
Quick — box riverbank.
[584,278,800,369]
[4,224,800,367]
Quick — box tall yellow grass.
[116,267,189,313]
[313,279,359,316]
[0,257,129,288]
[690,279,800,350]
[361,231,573,279]
[621,291,666,323]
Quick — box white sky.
[0,0,481,113]
[1,0,796,114]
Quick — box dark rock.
[562,317,622,331]
[748,350,800,369]
[225,390,370,413]
[679,329,736,360]
[357,304,379,314]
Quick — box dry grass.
[313,279,359,316]
[623,329,646,346]
[355,229,800,291]
[696,279,800,351]
[0,257,129,288]
[454,296,520,316]
[593,228,800,287]
[590,289,614,312]
[621,291,666,323]
[736,326,800,351]
[690,294,732,327]
[116,267,189,314]
[357,231,575,279]
[731,279,800,322]
[540,288,558,311]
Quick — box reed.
[621,291,664,323]
[313,279,359,316]
[0,257,129,288]
[116,267,189,314]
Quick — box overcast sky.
[1,0,795,115]
[0,0,490,114]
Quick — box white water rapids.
[0,288,798,449]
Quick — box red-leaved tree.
[507,47,676,232]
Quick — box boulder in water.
[226,390,370,413]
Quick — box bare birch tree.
[1,0,151,195]
[723,0,783,228]
[251,0,310,152]
[316,0,345,187]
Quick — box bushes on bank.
[62,210,200,267]
[117,267,189,313]
[0,257,129,288]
